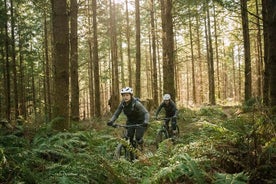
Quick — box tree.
[51,0,70,130]
[160,0,175,101]
[70,0,80,121]
[150,0,158,107]
[205,0,216,105]
[263,0,276,106]
[241,0,252,102]
[135,0,141,97]
[109,0,120,113]
[3,0,11,121]
[92,0,101,117]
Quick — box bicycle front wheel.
[155,130,168,148]
[115,143,136,161]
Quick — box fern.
[213,172,248,184]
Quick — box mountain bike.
[155,117,179,148]
[113,123,144,162]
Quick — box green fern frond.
[213,172,248,184]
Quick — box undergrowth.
[0,105,275,183]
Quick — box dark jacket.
[110,97,149,124]
[155,100,178,118]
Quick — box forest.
[0,0,276,183]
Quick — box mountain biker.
[107,87,150,147]
[155,94,178,134]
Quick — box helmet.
[120,87,133,95]
[163,94,171,100]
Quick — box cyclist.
[155,94,178,134]
[107,87,150,147]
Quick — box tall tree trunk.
[262,0,270,105]
[196,13,204,103]
[70,0,80,121]
[18,32,26,119]
[213,2,221,100]
[87,0,94,117]
[10,0,19,119]
[4,0,11,121]
[206,1,216,105]
[255,0,263,98]
[92,0,101,117]
[51,0,70,130]
[125,0,132,87]
[266,0,276,106]
[150,0,158,107]
[135,0,141,97]
[188,6,196,104]
[44,10,52,121]
[241,0,252,102]
[110,0,119,113]
[160,0,175,101]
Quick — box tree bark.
[206,1,216,105]
[51,0,70,130]
[92,0,101,117]
[135,0,141,97]
[266,0,276,106]
[70,0,80,121]
[160,0,175,101]
[150,0,158,107]
[241,0,252,102]
[110,0,119,113]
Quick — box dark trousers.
[127,126,146,145]
[165,117,177,130]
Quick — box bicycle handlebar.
[113,123,143,128]
[155,117,174,121]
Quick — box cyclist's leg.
[165,118,170,129]
[127,127,135,142]
[171,118,177,135]
[135,126,146,149]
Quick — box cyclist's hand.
[107,121,114,126]
[142,122,149,127]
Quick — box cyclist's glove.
[107,121,114,126]
[142,122,149,127]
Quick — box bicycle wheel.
[175,125,180,137]
[114,143,132,161]
[155,129,168,148]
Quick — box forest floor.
[79,104,243,154]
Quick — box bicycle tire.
[155,129,169,148]
[114,143,138,161]
[115,143,131,161]
[175,125,180,137]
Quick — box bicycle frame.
[155,117,179,148]
[113,123,143,161]
[157,117,175,138]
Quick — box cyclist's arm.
[155,102,164,117]
[135,101,149,123]
[109,102,123,122]
[171,101,178,117]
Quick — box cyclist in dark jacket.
[155,94,178,134]
[107,87,150,146]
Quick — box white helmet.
[163,94,171,100]
[120,87,133,95]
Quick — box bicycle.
[113,123,144,162]
[155,117,180,148]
